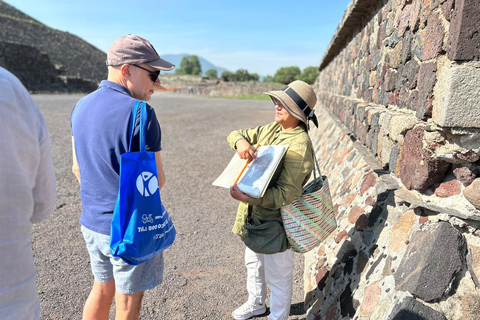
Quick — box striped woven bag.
[281,154,336,253]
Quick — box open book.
[212,145,288,198]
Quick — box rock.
[434,180,462,197]
[387,296,447,320]
[462,294,480,320]
[360,282,381,317]
[467,244,480,288]
[399,127,450,191]
[422,11,445,60]
[454,167,477,186]
[464,178,480,209]
[394,222,465,302]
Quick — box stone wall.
[305,0,480,319]
[0,41,97,93]
[0,2,106,92]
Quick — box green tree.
[221,71,233,81]
[263,75,274,82]
[234,69,250,81]
[205,69,218,79]
[273,66,301,84]
[296,66,318,84]
[250,73,260,82]
[176,55,202,75]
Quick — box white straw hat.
[265,80,318,129]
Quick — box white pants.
[244,247,294,320]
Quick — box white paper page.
[212,152,247,188]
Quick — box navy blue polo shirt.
[71,80,162,235]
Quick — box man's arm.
[71,136,81,184]
[155,151,165,190]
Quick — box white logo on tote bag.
[136,171,159,197]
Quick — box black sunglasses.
[132,65,160,83]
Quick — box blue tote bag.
[110,101,176,265]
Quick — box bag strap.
[128,101,148,152]
[311,144,322,181]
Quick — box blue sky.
[5,0,351,76]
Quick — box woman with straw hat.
[227,80,318,320]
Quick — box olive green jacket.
[227,122,314,237]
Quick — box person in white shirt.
[0,67,56,320]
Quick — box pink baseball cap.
[106,34,175,71]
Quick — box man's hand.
[235,139,258,161]
[230,185,249,203]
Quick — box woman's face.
[274,100,299,130]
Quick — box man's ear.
[120,64,130,78]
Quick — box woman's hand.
[230,185,249,203]
[236,139,258,161]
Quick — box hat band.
[283,86,311,118]
[283,85,318,128]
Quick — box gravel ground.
[31,92,307,320]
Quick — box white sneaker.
[232,301,267,320]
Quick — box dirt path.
[31,92,307,320]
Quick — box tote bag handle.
[311,144,323,181]
[128,101,148,152]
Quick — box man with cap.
[70,34,174,319]
[227,80,317,320]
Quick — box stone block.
[388,114,417,142]
[416,62,436,119]
[384,69,397,92]
[388,209,416,253]
[441,0,454,22]
[348,206,366,224]
[371,50,383,70]
[463,178,480,209]
[462,294,480,320]
[467,244,480,288]
[366,127,379,156]
[355,214,368,231]
[398,4,412,37]
[396,86,408,109]
[387,296,447,320]
[354,119,368,145]
[399,127,450,191]
[389,143,401,174]
[422,11,445,61]
[396,59,420,90]
[336,240,357,263]
[453,166,477,186]
[357,250,369,275]
[355,103,368,122]
[360,281,382,317]
[389,90,399,105]
[433,63,480,128]
[387,40,403,68]
[412,32,424,60]
[409,0,422,31]
[360,171,378,195]
[335,230,348,243]
[394,222,465,302]
[316,266,330,290]
[434,180,461,197]
[326,302,338,320]
[381,136,395,168]
[454,150,480,163]
[340,284,356,318]
[447,0,480,61]
[401,30,413,64]
[377,21,387,49]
